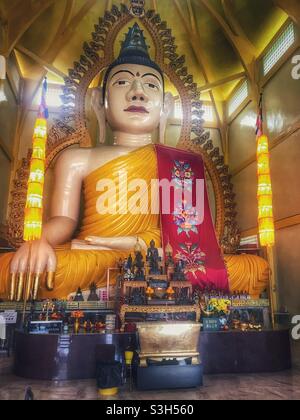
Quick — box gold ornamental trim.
[120,304,201,325]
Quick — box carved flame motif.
[130,0,145,17]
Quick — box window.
[202,104,214,122]
[263,22,295,75]
[33,83,63,108]
[174,100,183,119]
[240,113,257,128]
[239,235,259,250]
[228,80,249,116]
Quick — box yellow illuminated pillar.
[256,95,278,323]
[23,80,48,242]
[21,79,48,309]
[257,135,275,247]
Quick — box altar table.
[14,328,291,380]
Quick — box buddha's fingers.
[46,251,57,291]
[24,273,34,302]
[9,273,17,302]
[32,274,41,301]
[46,272,55,291]
[16,273,25,302]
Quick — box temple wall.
[230,49,300,315]
[0,148,11,224]
[0,78,18,224]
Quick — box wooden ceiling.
[0,0,293,103]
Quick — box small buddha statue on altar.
[132,238,145,280]
[87,282,99,302]
[173,259,186,281]
[74,287,84,302]
[127,255,133,271]
[146,240,161,276]
[124,268,134,281]
[133,253,145,281]
[165,242,175,281]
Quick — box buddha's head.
[94,23,174,142]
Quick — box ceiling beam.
[1,0,55,56]
[199,71,246,92]
[15,46,67,79]
[43,0,97,62]
[221,0,256,53]
[175,1,224,122]
[17,0,97,138]
[41,0,75,57]
[273,0,300,25]
[105,0,113,11]
[174,0,229,156]
[198,0,257,92]
[187,0,197,35]
[151,0,158,12]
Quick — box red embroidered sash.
[155,144,229,291]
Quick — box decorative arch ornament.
[6,4,240,253]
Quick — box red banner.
[155,144,229,291]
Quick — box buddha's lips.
[124,106,149,114]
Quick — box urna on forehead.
[103,23,164,97]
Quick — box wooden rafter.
[199,72,246,92]
[221,0,256,53]
[187,0,197,35]
[1,0,55,56]
[198,0,257,89]
[151,0,158,12]
[273,0,300,25]
[15,46,67,80]
[17,0,97,134]
[40,0,75,57]
[43,0,97,62]
[105,0,113,11]
[174,0,231,158]
[174,1,223,123]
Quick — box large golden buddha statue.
[0,23,269,300]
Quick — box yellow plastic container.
[98,387,118,397]
[125,351,134,365]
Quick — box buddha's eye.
[144,83,159,91]
[113,80,130,87]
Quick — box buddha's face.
[105,63,164,135]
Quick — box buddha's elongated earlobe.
[91,87,106,144]
[159,92,175,144]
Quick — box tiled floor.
[0,339,299,401]
[1,358,300,400]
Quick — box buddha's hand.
[85,236,146,252]
[9,239,57,302]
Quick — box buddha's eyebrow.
[142,73,161,83]
[111,70,135,79]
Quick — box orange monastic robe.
[0,145,269,299]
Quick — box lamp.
[24,79,48,244]
[256,96,275,248]
[21,78,48,306]
[257,135,275,247]
[256,94,277,326]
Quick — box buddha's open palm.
[9,239,57,301]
